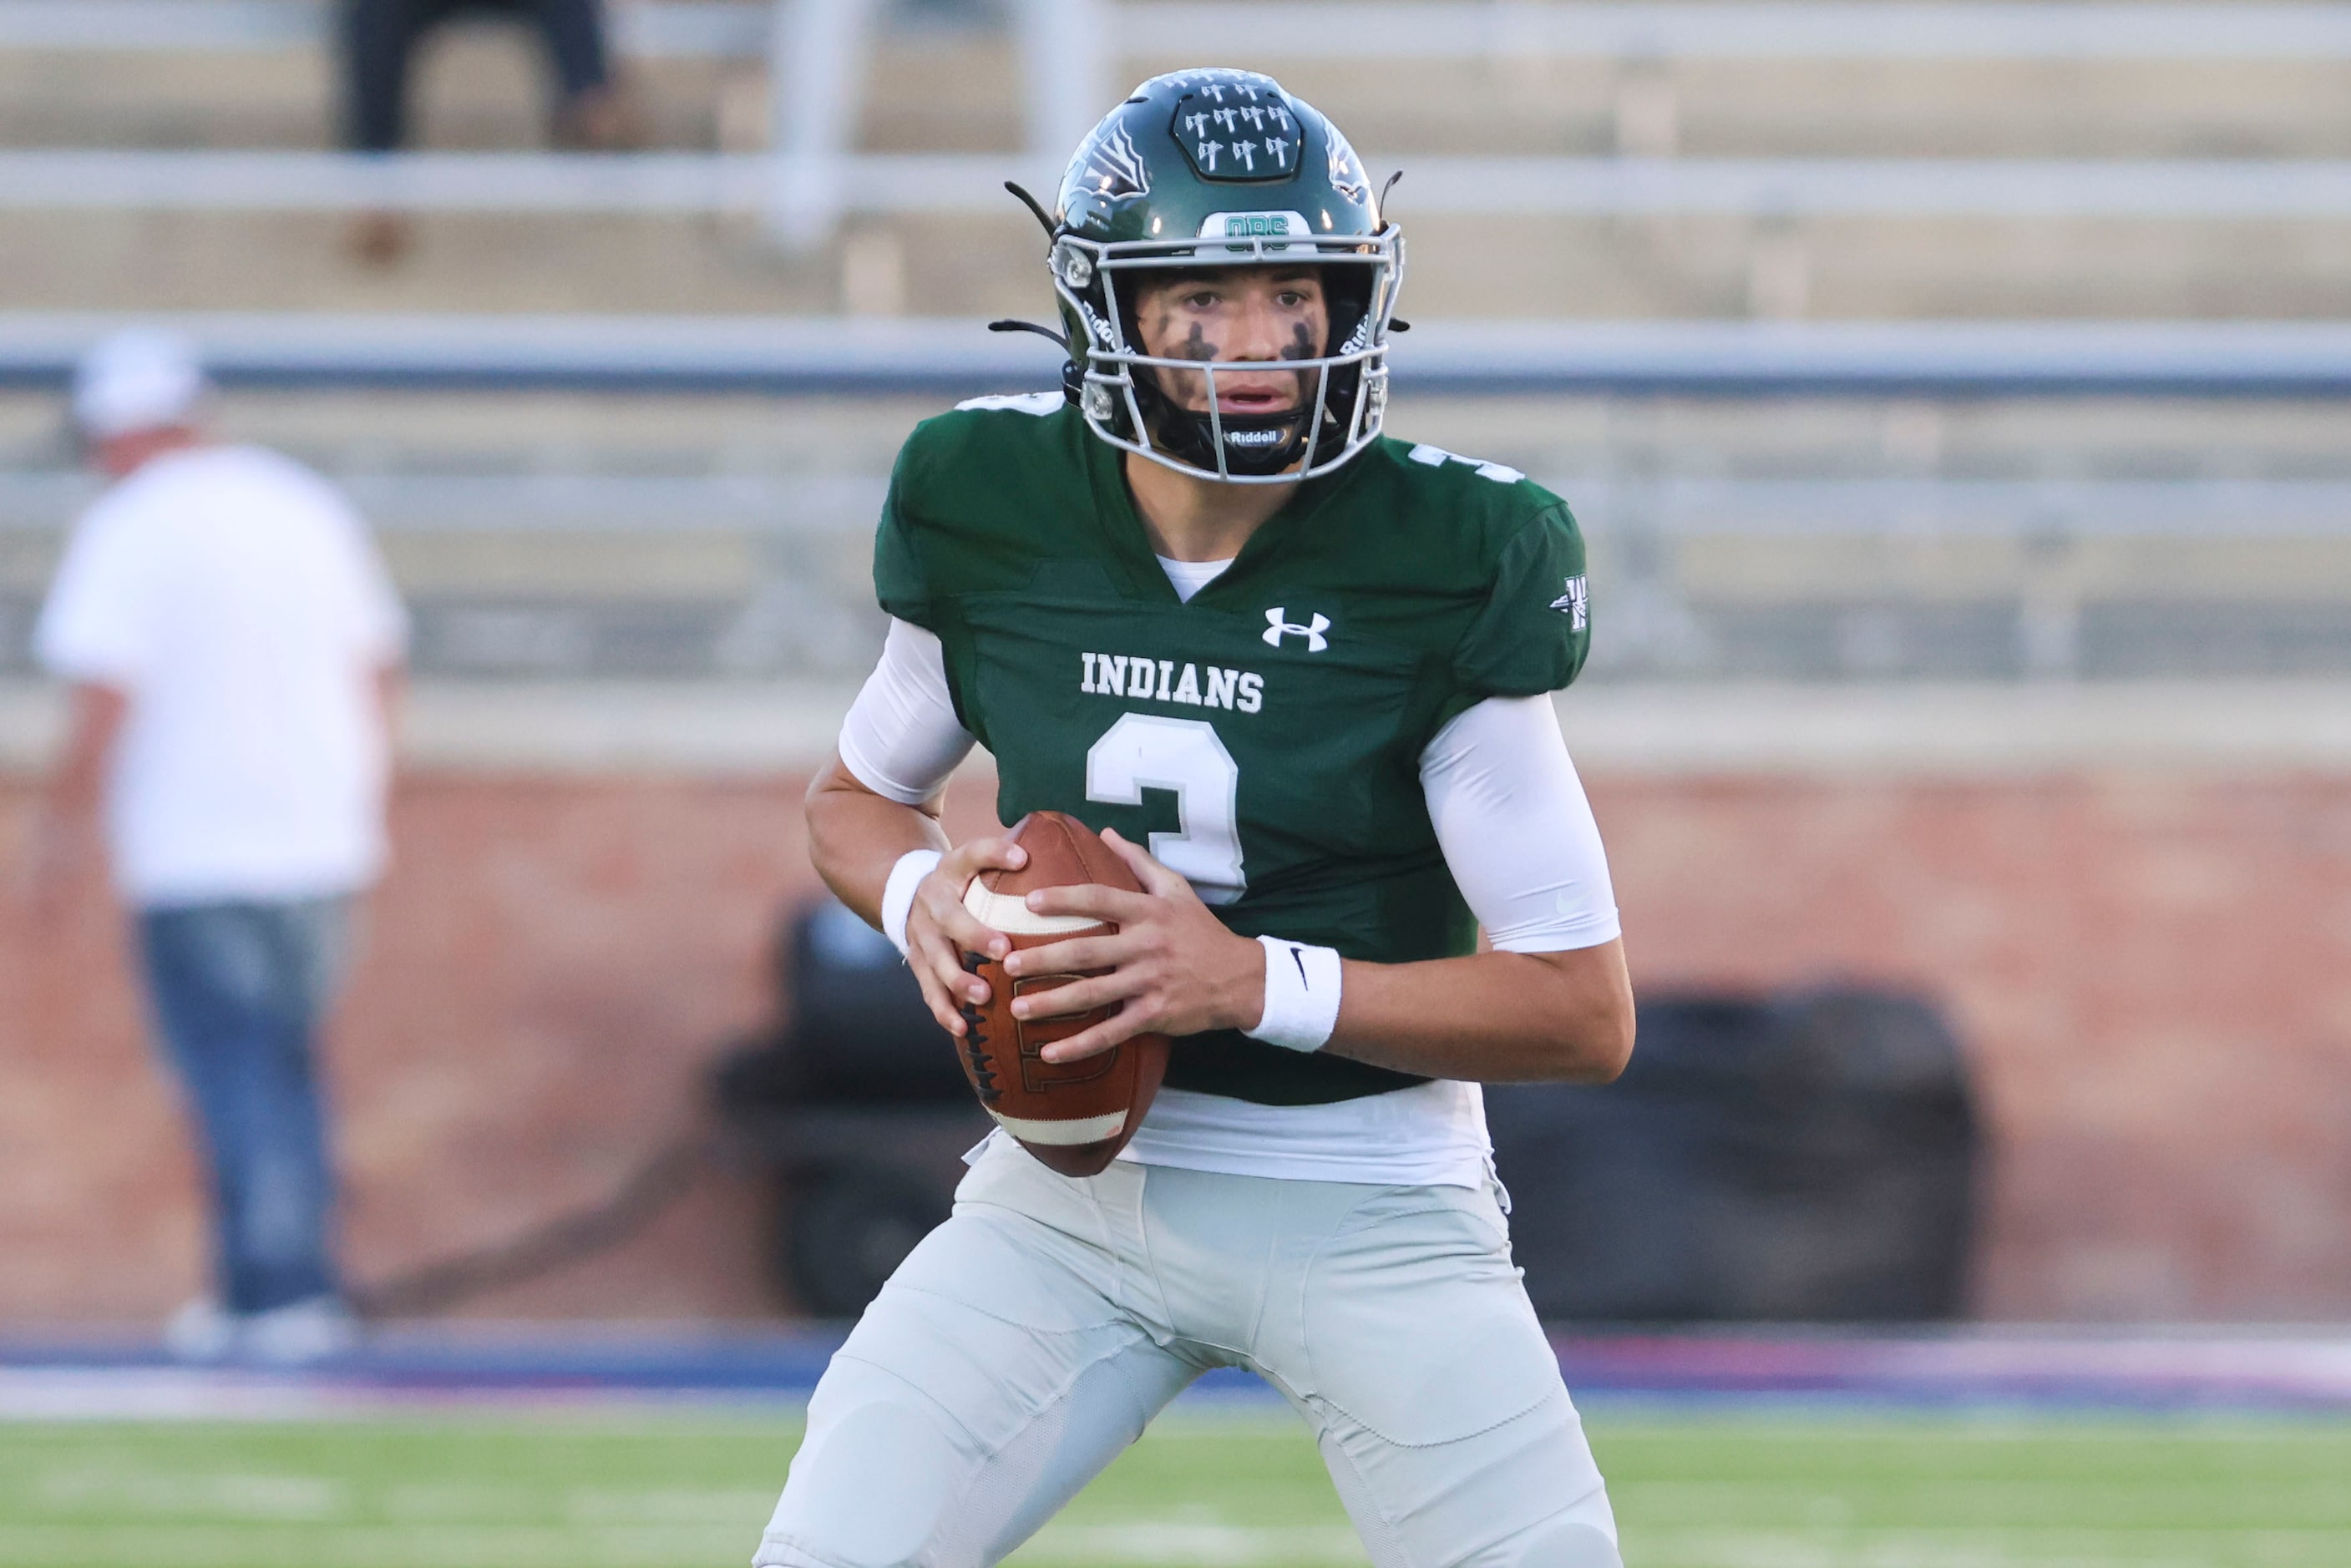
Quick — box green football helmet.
[1044,68,1403,483]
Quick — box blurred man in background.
[27,329,408,1363]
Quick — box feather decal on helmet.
[1080,124,1152,202]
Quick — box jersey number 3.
[1085,713,1245,906]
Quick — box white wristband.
[879,847,944,958]
[1246,935,1343,1053]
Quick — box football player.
[760,68,1634,1568]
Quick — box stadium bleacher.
[3,0,2348,688]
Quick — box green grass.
[2,1409,2348,1567]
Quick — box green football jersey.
[874,394,1592,1107]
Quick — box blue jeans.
[137,897,355,1316]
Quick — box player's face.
[1129,267,1330,418]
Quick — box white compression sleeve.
[1419,695,1621,953]
[837,618,977,804]
[838,621,975,952]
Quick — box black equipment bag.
[1486,987,1979,1323]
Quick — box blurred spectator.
[28,330,408,1364]
[338,0,636,260]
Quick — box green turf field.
[3,1410,2348,1567]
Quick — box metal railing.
[5,470,2347,539]
[0,0,766,54]
[13,1,2351,61]
[8,312,2351,397]
[11,150,2351,222]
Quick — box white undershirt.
[1154,554,1234,603]
[835,554,1620,1188]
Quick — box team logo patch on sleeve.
[1550,576,1589,631]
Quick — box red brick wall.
[1599,774,2351,1321]
[3,768,2348,1323]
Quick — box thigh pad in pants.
[1274,1182,1620,1568]
[757,1183,1195,1568]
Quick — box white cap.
[72,327,209,440]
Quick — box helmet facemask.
[1052,227,1403,485]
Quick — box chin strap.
[1136,377,1317,478]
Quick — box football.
[955,811,1169,1176]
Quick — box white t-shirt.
[835,553,1621,1189]
[35,445,408,908]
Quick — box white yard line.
[1011,1523,1370,1566]
[0,1367,814,1422]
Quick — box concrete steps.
[15,206,2351,321]
[6,386,2349,683]
[7,28,2351,319]
[9,29,2351,160]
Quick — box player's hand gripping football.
[903,833,1029,1038]
[999,827,1266,1064]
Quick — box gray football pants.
[755,1138,1619,1568]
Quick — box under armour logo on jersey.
[1262,608,1330,652]
[1549,576,1588,632]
